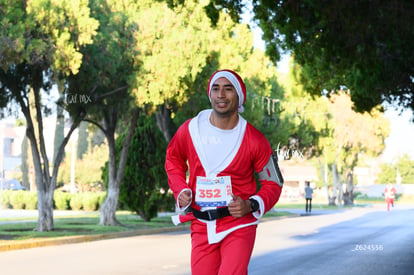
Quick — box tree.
[377,163,397,184]
[328,92,390,204]
[0,0,98,231]
[102,112,172,221]
[132,0,215,142]
[396,154,414,184]
[198,0,414,115]
[66,0,141,225]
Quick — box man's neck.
[210,110,239,130]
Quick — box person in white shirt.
[304,181,313,213]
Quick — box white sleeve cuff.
[171,215,181,225]
[250,195,265,219]
[176,188,192,213]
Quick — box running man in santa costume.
[165,69,284,275]
[384,183,396,211]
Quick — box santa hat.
[207,69,247,113]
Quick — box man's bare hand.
[178,190,192,208]
[228,195,251,218]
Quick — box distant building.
[0,117,59,183]
[279,162,319,200]
[0,121,24,179]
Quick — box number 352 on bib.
[195,176,232,207]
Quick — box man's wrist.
[249,199,259,212]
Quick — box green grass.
[0,212,180,243]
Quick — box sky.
[381,108,414,162]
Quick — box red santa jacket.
[165,110,282,243]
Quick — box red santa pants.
[386,198,394,211]
[190,223,257,275]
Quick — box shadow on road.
[249,207,414,275]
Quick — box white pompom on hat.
[207,69,247,113]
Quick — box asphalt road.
[0,204,413,275]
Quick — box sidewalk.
[0,209,95,224]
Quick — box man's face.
[210,77,239,116]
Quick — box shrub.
[9,191,26,209]
[70,193,83,211]
[54,191,71,210]
[0,190,12,208]
[82,192,100,211]
[23,191,38,209]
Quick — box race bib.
[195,176,232,207]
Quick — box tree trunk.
[99,108,140,226]
[99,134,120,225]
[23,87,82,231]
[155,104,174,143]
[24,87,55,231]
[318,158,333,204]
[333,165,343,207]
[100,185,121,225]
[26,122,55,231]
[138,209,151,222]
[330,164,338,206]
[36,183,55,231]
[343,169,354,205]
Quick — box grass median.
[0,212,180,244]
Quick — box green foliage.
[200,0,414,113]
[70,193,83,211]
[23,192,38,210]
[375,154,414,184]
[9,191,25,209]
[396,154,414,183]
[69,192,105,211]
[0,0,98,74]
[5,191,37,209]
[81,192,101,211]
[377,163,397,184]
[1,191,105,211]
[54,191,71,210]
[1,191,12,208]
[132,0,213,107]
[251,0,414,113]
[67,0,140,108]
